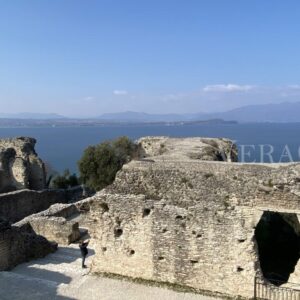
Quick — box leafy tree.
[78,136,137,191]
[50,169,79,189]
[113,136,138,165]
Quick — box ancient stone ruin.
[83,137,300,298]
[0,137,88,271]
[1,136,300,299]
[137,136,238,162]
[0,137,46,192]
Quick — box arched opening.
[255,211,300,285]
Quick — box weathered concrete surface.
[0,243,217,300]
[0,137,46,192]
[137,136,238,162]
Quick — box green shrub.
[51,169,79,189]
[78,136,137,191]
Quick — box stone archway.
[255,211,300,285]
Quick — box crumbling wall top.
[137,136,238,162]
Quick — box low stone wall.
[15,203,82,245]
[0,217,56,271]
[65,185,94,203]
[0,189,67,223]
[0,196,87,271]
[0,186,91,223]
[21,216,80,245]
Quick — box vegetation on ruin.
[50,169,79,189]
[78,136,137,191]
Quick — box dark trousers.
[82,254,86,267]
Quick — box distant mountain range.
[2,102,300,123]
[97,111,201,122]
[0,113,66,119]
[97,102,300,123]
[205,102,300,123]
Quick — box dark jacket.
[79,242,88,256]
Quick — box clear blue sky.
[1,0,300,116]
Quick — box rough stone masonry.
[73,137,300,299]
[0,137,46,192]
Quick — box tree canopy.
[50,169,79,189]
[78,136,137,191]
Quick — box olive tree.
[78,136,137,191]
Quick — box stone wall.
[0,217,56,271]
[137,136,238,162]
[16,203,81,245]
[0,186,89,223]
[83,159,300,299]
[0,200,82,272]
[0,137,46,192]
[0,189,67,223]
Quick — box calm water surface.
[0,123,299,173]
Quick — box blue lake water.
[0,123,300,173]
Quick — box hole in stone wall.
[162,228,168,233]
[79,202,90,213]
[100,202,109,212]
[102,247,107,252]
[129,250,135,256]
[143,208,151,217]
[255,211,300,285]
[238,239,246,243]
[237,266,244,272]
[158,256,165,261]
[175,215,183,220]
[196,234,202,238]
[190,260,199,264]
[114,228,123,238]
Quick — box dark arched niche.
[255,211,300,285]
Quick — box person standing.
[79,240,90,268]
